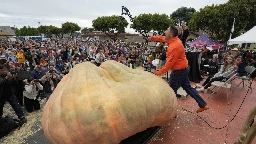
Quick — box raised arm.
[149,36,166,43]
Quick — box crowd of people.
[0,37,164,129]
[0,26,256,138]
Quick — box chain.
[180,86,250,129]
[120,6,159,41]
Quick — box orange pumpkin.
[41,60,177,144]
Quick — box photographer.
[0,64,26,125]
[95,49,105,66]
[23,78,43,113]
[61,64,69,75]
[40,70,59,100]
[127,49,136,69]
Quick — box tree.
[92,15,128,41]
[15,29,20,36]
[189,2,252,42]
[170,7,196,25]
[81,27,94,34]
[61,22,81,37]
[131,13,174,36]
[38,25,51,37]
[51,26,64,39]
[227,0,256,31]
[37,25,64,39]
[131,13,153,34]
[151,13,174,35]
[18,26,39,36]
[189,5,220,36]
[38,25,54,38]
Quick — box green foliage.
[189,0,254,42]
[15,29,20,36]
[92,15,129,41]
[131,13,153,34]
[16,26,39,36]
[151,13,174,35]
[51,26,64,39]
[81,27,94,34]
[227,0,256,31]
[37,25,64,38]
[61,22,81,36]
[170,7,196,24]
[131,13,174,35]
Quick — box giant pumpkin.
[41,60,177,144]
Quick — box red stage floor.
[148,79,256,144]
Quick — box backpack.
[0,116,19,138]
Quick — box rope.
[180,86,250,130]
[146,62,254,142]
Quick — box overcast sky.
[0,0,227,33]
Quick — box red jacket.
[150,36,188,75]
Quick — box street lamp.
[120,6,149,41]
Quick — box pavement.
[22,129,49,144]
[148,79,256,144]
[1,76,256,144]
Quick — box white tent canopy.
[228,26,256,45]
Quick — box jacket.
[150,36,188,75]
[16,52,25,64]
[214,65,236,78]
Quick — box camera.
[34,79,40,83]
[49,70,54,73]
[10,70,17,75]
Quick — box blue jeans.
[169,66,207,108]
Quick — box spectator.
[23,78,43,113]
[95,49,105,66]
[16,49,26,64]
[31,65,46,80]
[8,52,18,63]
[0,64,26,125]
[230,48,245,77]
[196,55,237,92]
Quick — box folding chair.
[207,71,237,104]
[235,66,256,93]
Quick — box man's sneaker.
[196,106,209,113]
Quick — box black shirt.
[208,61,218,75]
[129,53,136,64]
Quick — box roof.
[228,26,256,45]
[187,33,224,49]
[0,26,16,36]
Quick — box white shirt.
[23,83,44,100]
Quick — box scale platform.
[22,126,161,144]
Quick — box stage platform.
[21,126,161,144]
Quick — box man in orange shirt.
[149,26,209,113]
